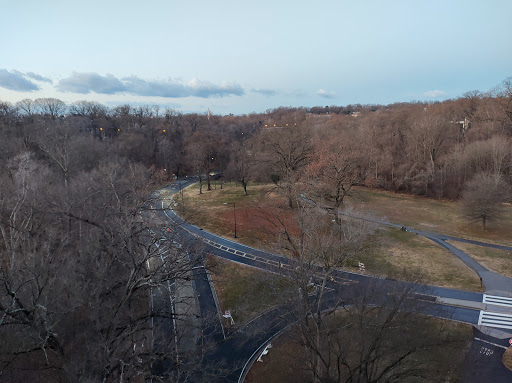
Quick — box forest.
[0,77,511,381]
[3,78,511,199]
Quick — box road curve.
[155,180,512,382]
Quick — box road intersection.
[153,179,512,382]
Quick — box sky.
[1,0,511,115]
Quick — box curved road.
[154,180,512,382]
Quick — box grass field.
[207,256,294,325]
[446,240,512,278]
[176,182,489,291]
[346,187,512,246]
[180,182,289,251]
[359,228,482,290]
[245,313,473,383]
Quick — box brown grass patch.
[504,347,512,371]
[207,256,294,325]
[245,331,307,383]
[181,183,484,290]
[446,241,512,278]
[385,237,481,290]
[181,183,298,251]
[358,228,483,291]
[246,315,472,383]
[346,186,512,247]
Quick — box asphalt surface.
[341,211,512,294]
[463,327,512,383]
[153,179,512,382]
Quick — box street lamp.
[179,180,185,215]
[223,202,237,238]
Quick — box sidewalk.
[436,297,512,338]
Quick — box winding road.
[153,179,512,382]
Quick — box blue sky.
[1,0,511,115]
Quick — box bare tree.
[258,196,376,380]
[407,110,450,195]
[0,151,208,381]
[461,171,510,229]
[260,198,466,383]
[0,101,18,126]
[290,284,470,383]
[16,98,36,116]
[185,130,226,193]
[307,132,366,222]
[34,98,67,120]
[260,125,313,208]
[225,140,256,195]
[491,76,512,132]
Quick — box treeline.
[2,78,510,202]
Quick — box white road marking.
[478,311,512,330]
[474,337,508,350]
[483,294,512,308]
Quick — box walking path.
[341,212,512,295]
[341,211,512,339]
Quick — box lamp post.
[223,202,237,238]
[179,180,184,215]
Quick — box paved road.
[463,327,512,383]
[154,180,512,382]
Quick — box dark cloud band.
[0,69,40,92]
[56,72,244,99]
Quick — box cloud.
[0,69,40,91]
[316,88,336,99]
[187,78,244,98]
[25,72,53,84]
[423,90,446,98]
[56,72,244,98]
[57,72,127,94]
[122,76,187,97]
[252,88,278,97]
